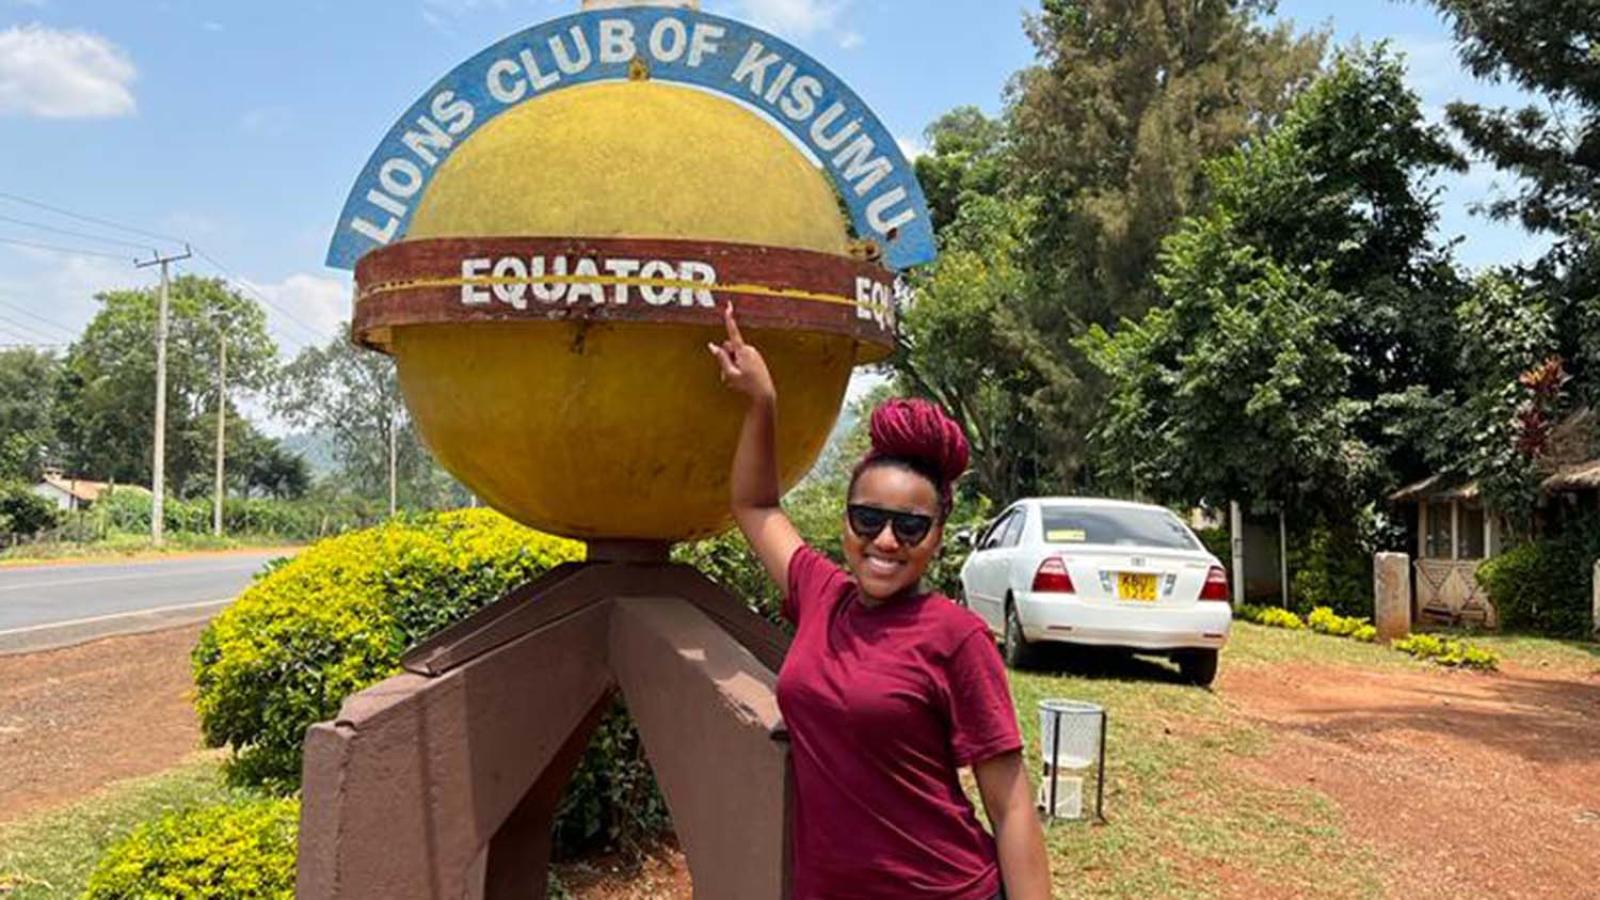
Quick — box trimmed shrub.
[83,797,298,899]
[193,509,584,791]
[1238,604,1305,630]
[1307,606,1375,641]
[1476,518,1600,637]
[1391,633,1499,670]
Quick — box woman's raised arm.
[709,304,804,587]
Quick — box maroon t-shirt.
[777,544,1023,900]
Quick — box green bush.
[1193,525,1231,563]
[1289,522,1373,618]
[91,490,380,542]
[673,530,786,628]
[1476,518,1600,637]
[0,480,60,537]
[1391,633,1499,670]
[193,509,584,791]
[82,797,298,899]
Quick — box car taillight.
[1200,565,1231,603]
[1032,557,1075,593]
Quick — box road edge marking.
[0,596,235,638]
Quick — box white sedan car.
[959,498,1232,685]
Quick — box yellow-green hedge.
[83,797,299,899]
[192,509,584,791]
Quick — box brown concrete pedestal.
[296,561,792,900]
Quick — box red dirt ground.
[1220,658,1600,900]
[0,624,207,823]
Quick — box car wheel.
[1178,648,1219,687]
[1002,598,1039,670]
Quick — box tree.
[1431,0,1600,409]
[275,331,466,510]
[913,106,1009,237]
[54,276,277,495]
[237,434,311,500]
[1008,0,1326,326]
[1084,46,1468,512]
[0,481,59,537]
[897,196,1077,501]
[1444,273,1564,525]
[1433,0,1599,237]
[0,348,60,481]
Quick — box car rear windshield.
[1041,506,1199,550]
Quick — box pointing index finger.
[723,302,745,346]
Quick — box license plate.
[1117,573,1157,602]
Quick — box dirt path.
[1221,658,1600,900]
[0,624,205,824]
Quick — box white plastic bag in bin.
[1037,699,1102,771]
[1036,699,1107,822]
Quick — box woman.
[709,305,1051,900]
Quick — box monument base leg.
[297,562,792,900]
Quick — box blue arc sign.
[326,7,936,272]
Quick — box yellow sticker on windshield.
[1047,529,1087,542]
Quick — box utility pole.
[135,245,192,545]
[388,406,399,517]
[213,321,227,537]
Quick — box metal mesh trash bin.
[1037,699,1106,822]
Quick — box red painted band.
[352,236,898,356]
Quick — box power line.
[169,259,313,355]
[0,190,187,247]
[0,296,78,339]
[189,248,331,345]
[0,235,132,261]
[0,212,160,253]
[0,307,61,342]
[0,191,336,350]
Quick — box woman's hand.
[708,303,776,402]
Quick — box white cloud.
[202,21,224,32]
[238,106,294,138]
[838,30,863,50]
[418,0,507,30]
[736,0,848,39]
[0,247,131,344]
[0,24,137,118]
[896,135,927,162]
[243,273,350,345]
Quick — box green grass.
[1230,617,1599,673]
[1006,626,1388,899]
[0,533,302,567]
[0,756,236,898]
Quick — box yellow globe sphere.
[385,80,867,541]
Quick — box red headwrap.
[856,398,971,516]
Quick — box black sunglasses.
[846,504,936,547]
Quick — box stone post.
[1374,552,1412,642]
[1591,559,1599,641]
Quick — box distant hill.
[278,430,339,478]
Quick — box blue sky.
[0,0,1551,366]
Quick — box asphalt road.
[0,551,289,653]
